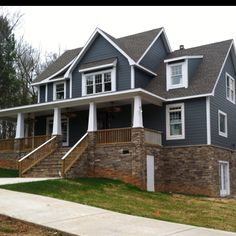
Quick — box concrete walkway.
[0,189,235,236]
[0,177,59,185]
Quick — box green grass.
[1,178,236,232]
[0,168,19,177]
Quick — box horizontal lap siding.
[143,98,207,146]
[135,68,154,89]
[211,53,236,149]
[72,35,131,98]
[47,83,53,102]
[39,85,45,103]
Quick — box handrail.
[18,135,60,176]
[144,128,162,145]
[62,133,88,175]
[18,136,57,162]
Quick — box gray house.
[0,27,235,197]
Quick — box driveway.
[0,177,59,185]
[0,188,235,236]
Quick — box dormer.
[165,55,203,91]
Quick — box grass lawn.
[0,168,19,177]
[1,178,236,232]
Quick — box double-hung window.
[83,70,113,95]
[218,110,228,138]
[171,64,182,86]
[226,73,235,103]
[54,82,65,100]
[166,103,185,140]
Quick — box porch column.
[132,96,143,128]
[52,107,62,135]
[88,102,97,131]
[15,113,24,139]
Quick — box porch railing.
[61,133,88,176]
[96,127,132,144]
[144,128,162,145]
[0,135,51,152]
[18,135,60,176]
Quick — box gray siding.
[66,80,70,99]
[139,34,168,72]
[48,83,53,102]
[188,58,202,82]
[72,34,131,98]
[211,52,236,149]
[39,85,45,103]
[34,116,46,136]
[143,98,207,146]
[135,68,154,89]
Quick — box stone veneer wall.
[0,152,25,169]
[158,145,236,197]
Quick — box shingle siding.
[143,98,207,146]
[211,52,236,149]
[72,35,131,98]
[139,34,168,72]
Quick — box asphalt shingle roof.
[145,39,233,99]
[33,28,163,83]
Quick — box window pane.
[170,111,181,124]
[96,84,102,93]
[87,85,93,94]
[56,83,64,100]
[226,87,230,98]
[220,114,225,133]
[170,124,182,135]
[171,75,181,85]
[171,65,182,85]
[104,72,111,82]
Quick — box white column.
[132,96,143,128]
[52,107,62,135]
[88,102,97,132]
[15,113,24,139]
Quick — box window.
[166,103,185,140]
[218,110,227,137]
[82,69,115,96]
[54,82,65,100]
[166,61,188,90]
[226,73,235,103]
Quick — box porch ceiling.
[0,89,163,118]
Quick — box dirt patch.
[0,214,73,236]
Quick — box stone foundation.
[0,152,21,169]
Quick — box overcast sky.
[6,6,236,56]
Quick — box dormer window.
[170,64,183,86]
[53,82,66,100]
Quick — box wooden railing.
[62,133,88,176]
[144,128,162,145]
[18,135,60,176]
[0,135,51,152]
[96,127,132,144]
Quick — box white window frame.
[166,60,188,91]
[166,103,185,140]
[226,73,235,104]
[218,110,228,138]
[219,161,230,197]
[82,68,116,96]
[53,81,66,100]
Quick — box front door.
[219,161,230,197]
[47,117,69,146]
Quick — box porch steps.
[22,147,70,177]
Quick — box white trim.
[70,77,72,99]
[45,84,48,102]
[65,28,136,79]
[166,61,188,90]
[206,97,211,145]
[134,63,157,76]
[79,60,116,73]
[212,41,234,95]
[166,103,185,140]
[218,110,228,138]
[62,133,88,160]
[37,86,40,103]
[166,93,212,101]
[18,136,57,162]
[164,55,203,63]
[162,28,172,53]
[131,65,135,89]
[219,161,230,197]
[137,28,164,63]
[53,81,66,101]
[82,68,116,96]
[225,72,235,104]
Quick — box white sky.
[6,6,236,56]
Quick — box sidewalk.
[0,177,59,185]
[0,189,235,236]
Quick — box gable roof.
[32,47,82,84]
[145,39,233,99]
[33,27,167,84]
